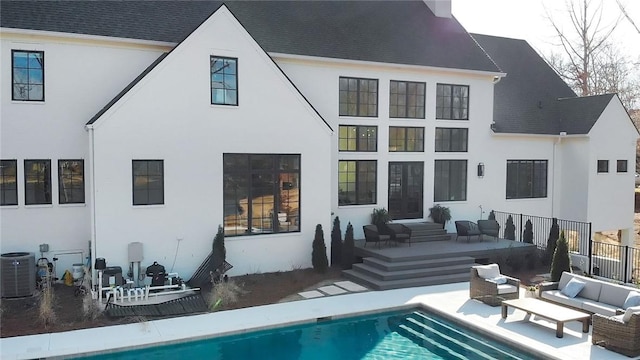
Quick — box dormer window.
[12,50,44,101]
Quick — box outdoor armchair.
[477,220,500,241]
[470,264,520,306]
[455,221,482,242]
[386,223,412,246]
[592,309,640,357]
[362,225,390,248]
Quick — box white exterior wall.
[0,31,166,276]
[556,137,590,222]
[90,8,332,277]
[587,98,638,233]
[276,57,557,236]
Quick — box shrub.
[544,218,560,265]
[550,230,571,282]
[522,219,534,244]
[212,225,226,282]
[330,216,342,266]
[428,204,451,227]
[504,215,516,240]
[312,224,328,273]
[488,210,496,221]
[39,286,57,327]
[82,267,101,320]
[208,280,245,311]
[342,222,355,270]
[371,208,391,226]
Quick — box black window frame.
[597,160,609,173]
[12,50,45,102]
[338,160,377,206]
[506,160,548,199]
[436,83,469,120]
[389,80,426,119]
[338,125,377,152]
[58,160,85,204]
[210,56,238,106]
[339,77,378,117]
[616,160,628,173]
[223,154,301,236]
[389,126,425,152]
[434,160,467,202]
[435,127,468,152]
[0,160,18,206]
[132,160,164,206]
[24,159,51,205]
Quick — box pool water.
[80,309,536,359]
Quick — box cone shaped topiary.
[330,217,342,266]
[342,222,355,270]
[523,219,534,244]
[312,224,328,273]
[504,215,516,240]
[212,225,226,273]
[550,230,571,282]
[488,210,496,221]
[545,218,560,265]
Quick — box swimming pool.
[79,308,537,359]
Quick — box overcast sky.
[452,0,640,61]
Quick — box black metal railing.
[592,241,640,284]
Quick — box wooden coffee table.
[501,298,591,338]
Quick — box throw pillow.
[475,264,500,279]
[488,276,507,285]
[622,305,640,323]
[560,278,585,298]
[623,291,640,309]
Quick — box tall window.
[389,127,424,152]
[435,128,468,152]
[597,160,609,173]
[338,125,377,151]
[210,56,238,106]
[0,160,18,206]
[436,83,469,120]
[339,77,378,117]
[224,154,300,236]
[389,80,425,118]
[24,160,51,205]
[132,160,164,205]
[58,160,84,204]
[434,160,467,201]
[12,50,44,101]
[338,160,376,205]
[506,160,548,199]
[617,160,628,173]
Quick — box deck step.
[342,269,469,290]
[352,263,472,281]
[363,256,474,271]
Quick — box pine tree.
[523,219,534,244]
[312,224,328,273]
[330,217,342,266]
[545,218,560,265]
[342,222,355,270]
[211,225,226,282]
[550,230,571,282]
[504,215,516,240]
[488,210,496,221]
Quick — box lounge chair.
[592,308,640,357]
[362,225,390,248]
[470,264,520,306]
[386,223,412,246]
[477,219,500,241]
[455,221,482,242]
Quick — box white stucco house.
[1,1,636,280]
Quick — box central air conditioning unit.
[1,252,36,298]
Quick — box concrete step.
[410,228,447,237]
[411,234,452,243]
[342,270,469,291]
[352,263,472,281]
[363,256,474,271]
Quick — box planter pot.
[524,290,537,298]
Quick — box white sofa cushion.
[497,284,518,295]
[599,282,634,308]
[541,290,585,310]
[582,299,619,316]
[623,291,640,309]
[623,305,640,322]
[561,278,585,298]
[558,272,575,290]
[474,264,500,279]
[578,278,602,301]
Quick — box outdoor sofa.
[538,271,640,316]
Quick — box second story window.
[211,56,238,106]
[12,50,44,101]
[24,159,51,205]
[389,80,425,118]
[339,77,378,117]
[0,160,18,206]
[435,127,468,152]
[597,160,609,173]
[338,125,377,152]
[132,160,164,205]
[58,160,85,204]
[389,127,424,152]
[436,83,469,120]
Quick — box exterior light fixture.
[477,163,485,178]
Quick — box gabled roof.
[0,1,500,73]
[556,94,616,134]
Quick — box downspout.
[87,125,97,285]
[551,132,567,218]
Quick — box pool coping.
[0,282,627,360]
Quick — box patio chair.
[592,308,640,357]
[477,220,500,241]
[386,223,412,246]
[455,221,482,242]
[470,264,520,306]
[362,225,390,248]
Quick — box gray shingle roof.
[0,0,500,73]
[472,33,613,135]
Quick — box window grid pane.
[338,160,376,205]
[389,80,425,119]
[339,77,378,117]
[389,127,424,152]
[24,159,51,205]
[211,57,238,106]
[435,128,468,152]
[338,125,377,152]
[506,160,548,199]
[132,160,164,205]
[597,160,609,173]
[434,160,467,202]
[436,83,469,120]
[617,160,628,173]
[58,160,85,204]
[0,160,18,206]
[12,50,44,101]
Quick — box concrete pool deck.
[1,282,636,360]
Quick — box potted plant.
[371,207,391,227]
[428,204,451,228]
[525,285,538,298]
